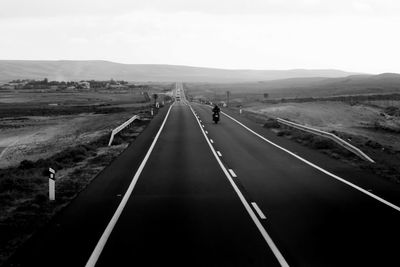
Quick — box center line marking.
[205,131,208,134]
[189,105,289,267]
[210,139,214,143]
[217,151,222,157]
[228,169,237,178]
[202,124,204,127]
[251,202,267,220]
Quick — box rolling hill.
[259,73,400,97]
[185,73,400,99]
[0,60,358,82]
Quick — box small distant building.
[219,101,227,107]
[78,81,90,89]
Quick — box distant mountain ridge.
[0,60,360,82]
[241,73,400,98]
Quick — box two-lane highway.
[89,98,283,266]
[6,83,400,267]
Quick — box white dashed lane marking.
[189,105,289,267]
[228,169,237,178]
[251,202,267,220]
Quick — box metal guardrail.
[276,118,375,163]
[108,115,140,146]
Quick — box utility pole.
[226,91,230,107]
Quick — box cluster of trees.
[20,78,76,89]
[8,78,165,92]
[85,80,109,89]
[15,78,132,90]
[128,84,150,90]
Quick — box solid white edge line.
[189,105,289,267]
[85,103,175,267]
[221,110,400,213]
[251,202,267,220]
[228,169,237,178]
[217,151,222,157]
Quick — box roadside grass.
[261,117,400,184]
[0,111,153,265]
[226,104,400,184]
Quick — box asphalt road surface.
[6,83,400,266]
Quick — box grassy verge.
[0,109,155,265]
[232,108,400,184]
[262,117,400,184]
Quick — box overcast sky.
[0,0,399,73]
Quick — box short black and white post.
[49,167,56,201]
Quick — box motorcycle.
[212,112,220,124]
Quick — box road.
[6,83,400,266]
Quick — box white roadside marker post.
[49,167,56,201]
[151,108,154,116]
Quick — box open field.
[0,84,172,265]
[233,101,400,183]
[185,73,400,101]
[0,86,172,168]
[245,101,400,149]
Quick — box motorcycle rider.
[212,104,220,114]
[212,104,220,123]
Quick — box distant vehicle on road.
[212,104,220,124]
